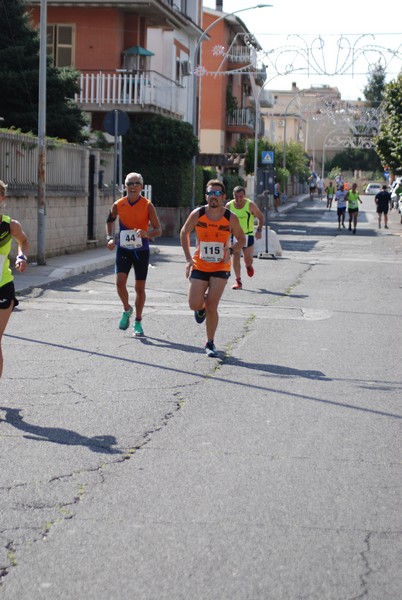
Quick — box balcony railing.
[226,108,255,128]
[226,109,265,136]
[75,70,186,117]
[227,45,258,67]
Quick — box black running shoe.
[205,341,218,357]
[194,308,206,324]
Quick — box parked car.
[390,178,402,200]
[364,183,382,195]
[390,179,402,220]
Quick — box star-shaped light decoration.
[212,44,226,56]
[194,65,208,77]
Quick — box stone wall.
[4,189,188,261]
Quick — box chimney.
[216,0,223,11]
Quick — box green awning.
[124,46,154,57]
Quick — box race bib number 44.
[120,230,143,249]
[200,241,224,262]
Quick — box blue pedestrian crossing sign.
[261,151,274,165]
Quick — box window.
[47,25,74,68]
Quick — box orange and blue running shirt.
[192,206,232,273]
[115,195,151,251]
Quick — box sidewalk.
[13,194,308,293]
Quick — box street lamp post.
[321,128,345,181]
[37,0,47,265]
[282,90,308,187]
[191,4,272,209]
[252,81,265,202]
[252,72,281,203]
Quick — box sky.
[202,0,402,100]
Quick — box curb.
[14,246,160,294]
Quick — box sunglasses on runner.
[206,190,224,197]
[126,181,142,186]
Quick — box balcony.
[227,44,259,69]
[75,70,186,119]
[226,108,264,136]
[226,107,254,127]
[248,89,274,109]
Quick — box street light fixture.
[252,71,282,203]
[191,3,272,209]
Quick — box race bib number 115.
[200,241,224,262]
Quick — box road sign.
[103,110,130,136]
[261,151,274,165]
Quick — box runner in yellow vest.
[0,180,29,377]
[346,183,363,234]
[325,181,335,210]
[225,186,264,290]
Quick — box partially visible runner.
[225,185,264,290]
[325,181,335,210]
[308,175,316,199]
[346,182,363,234]
[317,177,324,200]
[273,180,281,213]
[0,180,28,377]
[335,183,347,229]
[180,179,245,358]
[375,185,392,229]
[106,172,161,336]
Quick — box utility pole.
[37,0,47,264]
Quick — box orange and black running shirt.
[116,195,151,251]
[192,206,232,273]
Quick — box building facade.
[197,6,273,157]
[28,0,203,128]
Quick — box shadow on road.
[0,407,122,454]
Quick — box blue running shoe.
[119,307,133,330]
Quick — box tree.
[123,115,199,207]
[0,0,88,143]
[234,137,309,183]
[374,73,402,174]
[326,148,382,173]
[363,62,386,108]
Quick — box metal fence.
[0,131,86,191]
[0,132,154,200]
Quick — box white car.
[364,183,382,195]
[390,178,402,202]
[390,179,402,220]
